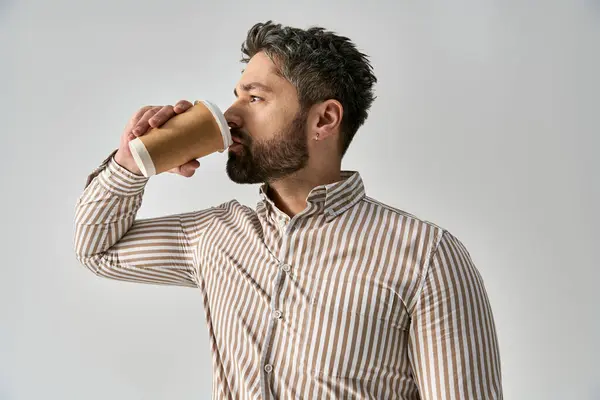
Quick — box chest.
[194,207,431,382]
[195,209,412,335]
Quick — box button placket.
[260,269,284,398]
[259,210,296,399]
[261,212,299,398]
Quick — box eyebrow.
[233,82,273,97]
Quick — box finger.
[177,160,200,175]
[168,160,200,176]
[148,105,175,128]
[132,105,154,125]
[169,165,195,178]
[132,107,161,136]
[178,168,196,178]
[174,100,194,113]
[126,105,154,133]
[132,107,159,136]
[181,159,200,170]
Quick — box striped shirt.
[74,152,503,400]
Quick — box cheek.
[246,108,288,140]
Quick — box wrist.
[114,150,143,176]
[96,156,149,196]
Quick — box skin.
[114,51,345,218]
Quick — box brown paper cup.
[128,100,232,177]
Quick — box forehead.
[237,52,292,94]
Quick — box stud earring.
[314,133,320,141]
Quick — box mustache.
[230,128,252,144]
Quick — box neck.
[266,165,342,218]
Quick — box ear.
[308,99,343,141]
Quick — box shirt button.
[264,364,273,373]
[272,310,283,320]
[281,264,291,273]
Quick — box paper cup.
[129,100,232,177]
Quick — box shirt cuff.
[95,155,149,196]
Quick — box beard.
[226,110,309,184]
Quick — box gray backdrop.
[1,0,598,399]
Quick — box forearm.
[74,154,149,260]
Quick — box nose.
[224,104,242,129]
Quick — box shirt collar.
[258,171,365,222]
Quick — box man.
[74,21,502,399]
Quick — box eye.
[250,95,262,103]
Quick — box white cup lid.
[195,100,232,150]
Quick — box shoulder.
[360,195,446,234]
[211,199,258,218]
[359,195,449,263]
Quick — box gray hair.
[241,21,377,156]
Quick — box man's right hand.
[114,100,201,177]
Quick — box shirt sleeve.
[73,152,220,288]
[408,230,503,399]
